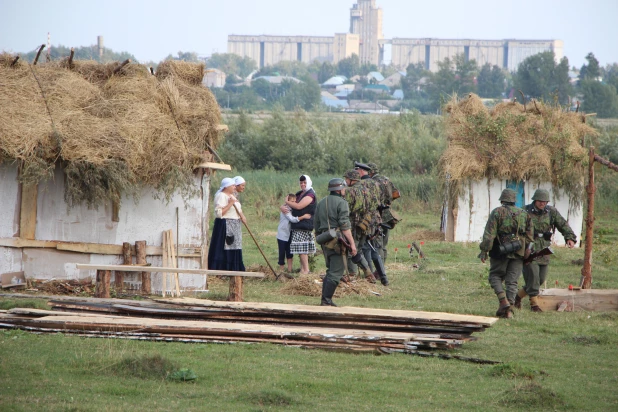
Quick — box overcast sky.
[1,0,616,69]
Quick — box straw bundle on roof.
[0,53,221,208]
[439,94,598,206]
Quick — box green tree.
[172,51,199,62]
[580,52,601,80]
[424,54,478,111]
[514,51,572,105]
[603,63,618,92]
[24,44,136,63]
[337,54,360,78]
[477,63,506,98]
[318,62,336,83]
[256,60,311,78]
[207,53,257,78]
[580,80,618,118]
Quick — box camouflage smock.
[372,173,399,206]
[343,181,366,228]
[525,204,577,264]
[360,177,382,233]
[480,204,534,259]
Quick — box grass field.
[1,172,617,411]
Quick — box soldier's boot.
[320,279,338,307]
[372,258,389,286]
[514,288,527,310]
[530,296,543,312]
[362,268,377,284]
[496,298,512,318]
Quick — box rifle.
[524,247,554,265]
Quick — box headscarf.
[233,176,246,186]
[215,177,235,197]
[299,174,312,191]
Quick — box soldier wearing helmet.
[314,178,357,306]
[478,188,534,318]
[515,189,577,312]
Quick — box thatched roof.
[0,54,221,208]
[439,94,598,206]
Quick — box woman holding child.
[208,177,247,271]
[285,175,317,274]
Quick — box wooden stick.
[112,59,130,75]
[33,44,45,65]
[232,204,278,279]
[581,146,595,289]
[162,231,168,297]
[168,230,180,296]
[10,56,19,67]
[68,47,75,68]
[136,241,150,294]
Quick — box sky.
[1,0,617,69]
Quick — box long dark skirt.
[208,218,245,272]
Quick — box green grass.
[2,173,618,411]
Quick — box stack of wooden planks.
[0,297,499,362]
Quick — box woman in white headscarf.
[208,177,245,271]
[284,175,317,274]
[233,176,246,194]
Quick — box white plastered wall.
[452,178,583,246]
[0,163,209,290]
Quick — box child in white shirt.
[278,194,310,272]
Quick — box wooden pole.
[116,242,131,293]
[581,146,595,289]
[136,240,150,294]
[112,59,131,75]
[68,47,75,68]
[162,232,168,296]
[228,276,243,302]
[232,204,278,279]
[33,44,45,65]
[201,170,211,291]
[10,56,20,67]
[96,270,110,298]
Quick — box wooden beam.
[0,238,57,248]
[194,162,232,171]
[582,146,595,288]
[19,184,38,240]
[538,288,618,312]
[136,241,150,294]
[74,264,265,277]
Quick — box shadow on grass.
[0,298,48,310]
[499,382,566,409]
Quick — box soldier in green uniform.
[314,178,357,306]
[515,189,577,312]
[364,162,400,264]
[343,169,377,283]
[478,188,534,318]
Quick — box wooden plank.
[0,238,57,248]
[194,162,232,171]
[538,288,618,312]
[228,277,243,302]
[19,183,38,240]
[156,298,498,326]
[95,270,111,298]
[0,237,200,257]
[136,241,150,294]
[74,264,265,277]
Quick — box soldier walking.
[478,188,534,318]
[343,169,377,283]
[314,178,357,306]
[515,189,577,312]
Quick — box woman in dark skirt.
[208,177,246,272]
[285,175,317,274]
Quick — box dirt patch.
[410,230,444,241]
[280,274,383,297]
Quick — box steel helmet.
[499,188,517,203]
[328,178,347,192]
[532,189,550,202]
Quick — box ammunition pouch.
[535,231,553,241]
[357,212,372,233]
[499,240,522,255]
[380,206,400,228]
[392,189,400,200]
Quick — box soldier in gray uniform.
[515,189,577,312]
[314,178,357,306]
[478,188,534,318]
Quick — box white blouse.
[214,191,242,219]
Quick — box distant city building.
[203,68,226,88]
[227,0,563,72]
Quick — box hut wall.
[0,163,208,290]
[451,179,583,246]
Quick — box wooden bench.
[74,264,264,302]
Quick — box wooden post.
[581,146,595,289]
[19,183,38,240]
[201,170,211,291]
[228,276,243,302]
[116,242,131,293]
[33,44,45,65]
[136,240,150,294]
[96,270,111,298]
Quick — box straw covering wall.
[439,94,598,207]
[0,54,220,208]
